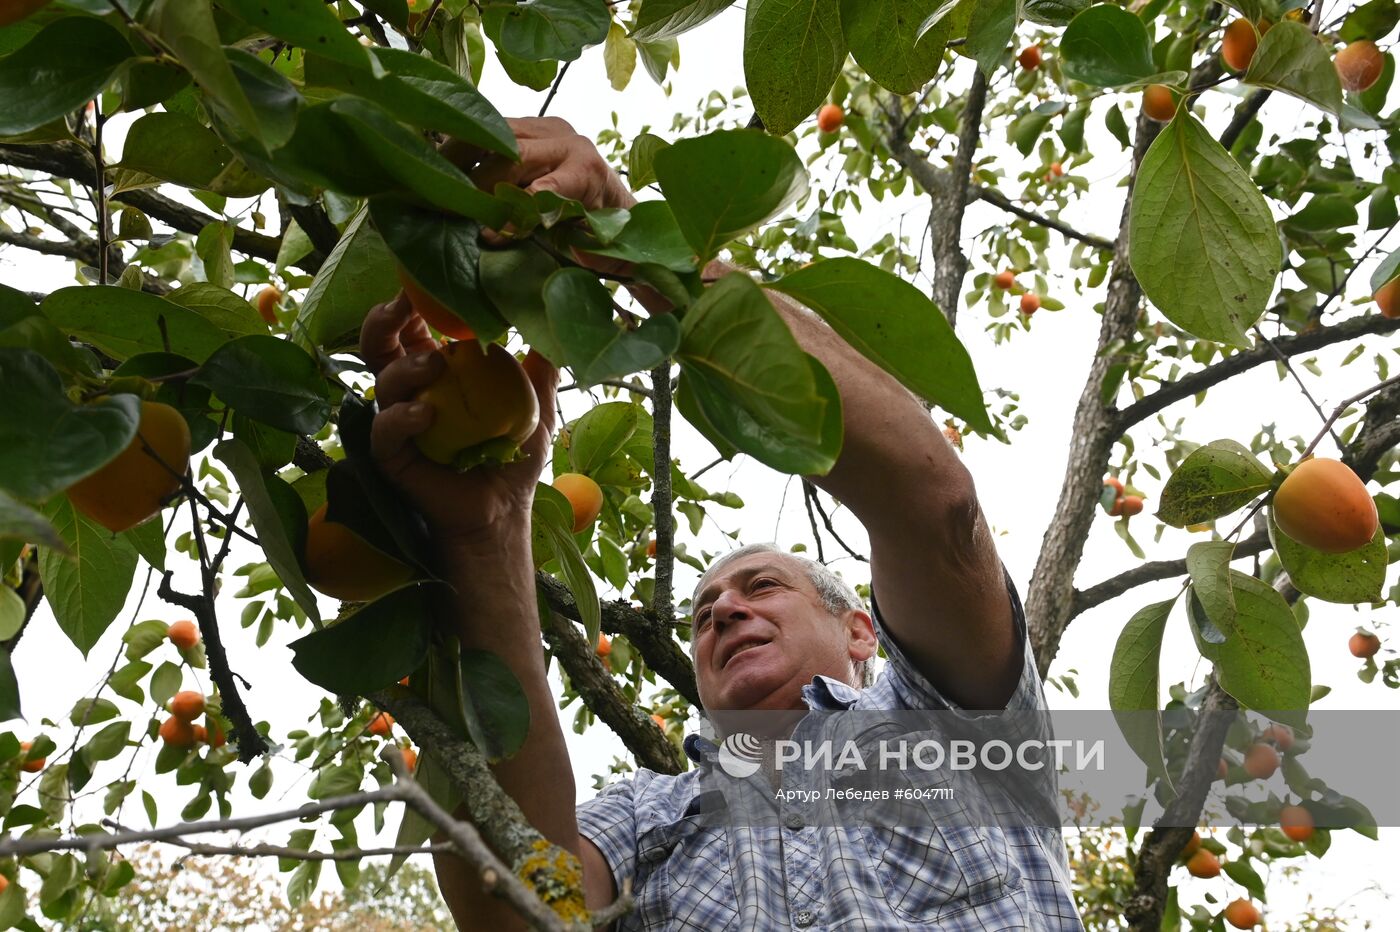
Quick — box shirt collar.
[684,675,863,764]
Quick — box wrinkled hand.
[359,293,558,546]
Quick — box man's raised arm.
[472,117,1021,709]
[360,296,617,929]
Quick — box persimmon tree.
[0,1,1397,930]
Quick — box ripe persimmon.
[1374,277,1400,318]
[206,719,226,748]
[596,633,611,658]
[66,400,191,533]
[192,725,208,744]
[1185,848,1220,878]
[554,473,603,533]
[1118,495,1144,517]
[167,620,199,650]
[1263,723,1294,752]
[1018,45,1042,70]
[397,266,476,341]
[18,742,44,773]
[170,691,206,723]
[1273,458,1377,553]
[1143,84,1177,121]
[303,503,414,603]
[1280,804,1314,842]
[412,340,539,469]
[646,538,658,558]
[1243,742,1280,780]
[816,103,844,133]
[1180,830,1202,859]
[159,717,196,748]
[1221,20,1259,72]
[1223,898,1261,929]
[1020,293,1041,315]
[1336,40,1384,92]
[401,746,418,772]
[993,270,1016,290]
[651,713,666,729]
[1349,631,1381,658]
[0,0,53,26]
[368,712,394,738]
[256,286,281,326]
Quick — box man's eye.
[752,578,774,590]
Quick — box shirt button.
[784,813,804,830]
[793,909,815,927]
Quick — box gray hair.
[689,542,876,691]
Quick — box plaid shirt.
[577,572,1084,930]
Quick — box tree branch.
[538,607,683,775]
[971,185,1116,252]
[925,69,988,324]
[649,362,675,615]
[1115,314,1400,433]
[536,572,699,710]
[1124,678,1238,931]
[0,142,322,273]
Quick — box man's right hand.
[358,293,559,549]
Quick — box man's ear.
[845,609,878,662]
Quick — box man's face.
[691,553,872,712]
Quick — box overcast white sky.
[1,6,1395,925]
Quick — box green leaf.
[149,660,182,707]
[144,0,260,140]
[220,0,372,68]
[841,0,950,95]
[386,748,459,880]
[122,619,170,661]
[221,47,303,151]
[461,649,532,761]
[0,17,132,137]
[305,47,516,159]
[1059,3,1165,88]
[1185,541,1238,637]
[0,488,67,554]
[1157,440,1274,527]
[627,132,670,191]
[1342,0,1400,42]
[0,648,20,722]
[123,517,166,572]
[677,274,841,475]
[109,660,150,703]
[37,498,138,657]
[1021,0,1090,26]
[117,112,258,195]
[0,590,23,643]
[604,22,636,90]
[286,860,322,909]
[369,196,508,343]
[743,0,845,135]
[1128,113,1279,347]
[654,129,807,261]
[192,335,330,435]
[479,243,565,361]
[493,42,558,90]
[326,99,508,226]
[1244,20,1344,115]
[80,721,130,765]
[1108,598,1176,782]
[297,207,399,350]
[1269,509,1387,604]
[0,349,141,502]
[1223,857,1267,902]
[212,439,321,627]
[567,200,697,273]
[1104,102,1131,148]
[533,484,600,640]
[1196,571,1311,720]
[632,0,735,40]
[289,585,435,694]
[768,258,992,433]
[1011,100,1065,156]
[541,269,680,386]
[196,221,235,290]
[481,0,610,62]
[963,0,1017,77]
[42,286,234,363]
[168,283,267,340]
[568,403,640,476]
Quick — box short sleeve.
[576,777,639,889]
[868,563,1046,717]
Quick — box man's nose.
[709,589,751,627]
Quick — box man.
[361,117,1082,930]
